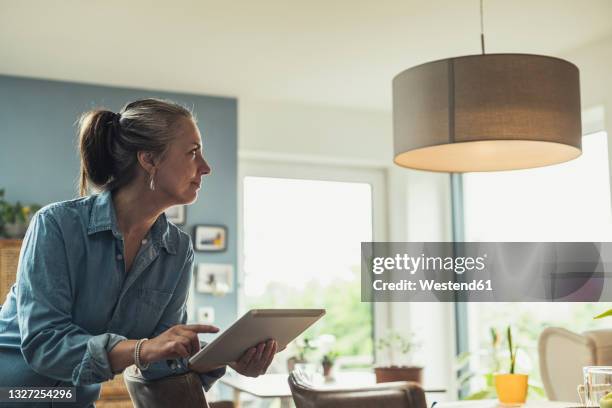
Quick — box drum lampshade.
[392,54,582,172]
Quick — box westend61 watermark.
[361,242,612,302]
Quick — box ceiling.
[1,0,612,110]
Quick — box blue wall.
[0,75,238,335]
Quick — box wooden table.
[219,371,447,408]
[220,373,292,407]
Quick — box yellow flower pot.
[495,373,528,405]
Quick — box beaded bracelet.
[134,338,150,371]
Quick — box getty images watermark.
[361,242,612,302]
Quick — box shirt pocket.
[131,288,174,336]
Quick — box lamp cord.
[480,0,486,54]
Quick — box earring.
[149,172,156,191]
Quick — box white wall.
[238,98,392,165]
[562,35,612,111]
[561,34,612,194]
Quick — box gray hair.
[77,98,194,196]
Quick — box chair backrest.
[584,329,612,365]
[98,373,132,405]
[538,327,612,402]
[123,365,209,408]
[288,371,427,408]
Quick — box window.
[460,132,612,396]
[240,163,385,369]
[463,132,612,242]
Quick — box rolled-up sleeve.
[16,210,127,385]
[138,241,226,390]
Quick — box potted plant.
[375,330,422,384]
[0,189,40,239]
[456,327,543,400]
[287,337,316,372]
[494,326,528,405]
[321,351,338,379]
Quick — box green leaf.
[464,389,495,400]
[528,384,546,397]
[490,327,499,348]
[594,309,612,319]
[455,351,471,369]
[457,371,475,386]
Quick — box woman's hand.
[140,324,219,363]
[229,339,278,377]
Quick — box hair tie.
[113,112,122,126]
[109,112,122,136]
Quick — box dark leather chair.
[123,365,233,408]
[288,370,427,408]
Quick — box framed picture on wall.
[196,263,233,295]
[165,205,186,225]
[193,225,227,252]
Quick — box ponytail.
[78,110,117,196]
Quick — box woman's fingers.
[172,324,217,357]
[264,340,276,360]
[259,340,276,373]
[263,341,277,372]
[182,324,220,334]
[145,324,220,363]
[174,327,201,355]
[240,347,257,367]
[170,340,191,358]
[230,340,279,377]
[255,342,265,361]
[258,341,273,368]
[249,340,275,374]
[245,344,264,374]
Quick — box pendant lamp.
[392,3,582,172]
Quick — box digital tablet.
[188,309,325,371]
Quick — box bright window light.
[242,176,373,360]
[464,132,612,242]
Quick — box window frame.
[238,158,389,355]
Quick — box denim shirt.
[0,191,225,393]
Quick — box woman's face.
[155,117,211,205]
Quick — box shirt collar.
[87,190,178,255]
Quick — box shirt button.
[142,239,148,245]
[116,254,123,261]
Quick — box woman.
[0,98,277,407]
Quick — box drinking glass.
[578,366,612,407]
